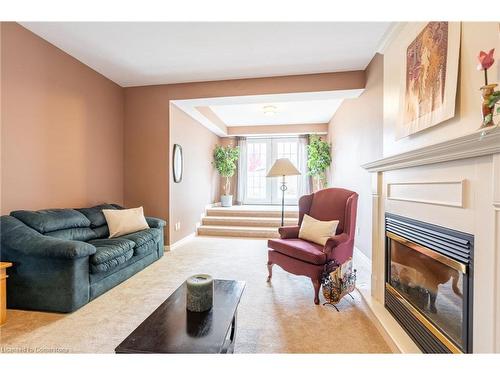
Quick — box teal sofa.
[0,204,165,313]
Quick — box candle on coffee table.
[186,274,214,312]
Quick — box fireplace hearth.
[385,213,473,353]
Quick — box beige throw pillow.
[103,207,149,238]
[298,214,339,246]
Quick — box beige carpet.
[0,236,391,353]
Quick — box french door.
[244,137,301,205]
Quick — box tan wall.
[227,123,328,136]
[123,85,169,238]
[383,22,500,157]
[165,70,365,99]
[328,54,384,259]
[169,104,220,244]
[124,70,365,244]
[1,23,124,214]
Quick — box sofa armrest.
[1,215,96,259]
[323,233,352,264]
[146,216,166,228]
[278,226,300,239]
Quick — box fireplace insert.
[385,213,473,353]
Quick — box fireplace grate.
[386,285,454,353]
[385,213,473,353]
[386,215,472,264]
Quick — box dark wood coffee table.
[115,279,245,354]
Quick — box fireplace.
[385,213,473,353]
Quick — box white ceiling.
[210,99,343,126]
[171,89,364,136]
[20,22,392,87]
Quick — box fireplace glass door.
[387,233,467,351]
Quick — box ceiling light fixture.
[263,105,277,116]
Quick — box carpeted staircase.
[197,205,299,238]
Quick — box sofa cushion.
[120,228,161,247]
[268,238,326,265]
[103,207,149,238]
[11,209,91,233]
[45,227,97,242]
[298,214,339,246]
[92,225,110,239]
[120,228,162,256]
[77,204,118,228]
[88,238,135,274]
[134,240,158,256]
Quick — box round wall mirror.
[173,144,183,183]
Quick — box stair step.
[206,207,298,218]
[197,225,280,238]
[201,216,297,227]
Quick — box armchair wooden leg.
[267,262,273,282]
[312,278,321,305]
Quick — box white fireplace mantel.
[359,125,500,353]
[362,126,500,172]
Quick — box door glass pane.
[276,140,299,201]
[246,142,267,200]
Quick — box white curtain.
[297,135,311,197]
[236,137,247,205]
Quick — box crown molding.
[375,22,406,54]
[362,126,500,172]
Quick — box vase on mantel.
[480,83,497,128]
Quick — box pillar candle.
[186,274,214,312]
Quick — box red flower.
[477,49,495,71]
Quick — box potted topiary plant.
[307,135,332,192]
[213,145,240,207]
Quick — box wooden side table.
[0,262,13,326]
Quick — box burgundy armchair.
[267,188,358,305]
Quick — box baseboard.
[353,247,371,295]
[352,246,419,353]
[353,246,371,269]
[357,287,421,353]
[165,232,196,251]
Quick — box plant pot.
[221,195,233,207]
[313,175,326,192]
[480,83,497,128]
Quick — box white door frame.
[243,137,301,205]
[270,137,301,205]
[243,138,273,205]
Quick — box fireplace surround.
[360,114,500,352]
[385,213,473,353]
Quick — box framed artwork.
[396,22,461,139]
